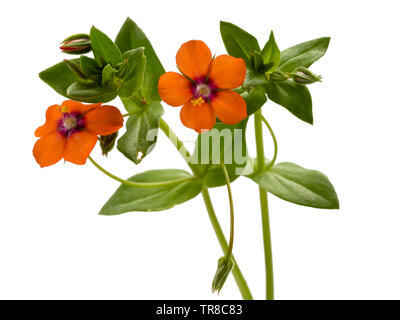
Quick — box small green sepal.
[268,70,289,82]
[212,257,235,294]
[292,67,322,84]
[99,131,119,156]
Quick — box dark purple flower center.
[190,77,217,106]
[58,112,85,137]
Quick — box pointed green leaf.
[279,37,330,72]
[118,48,146,98]
[101,64,118,85]
[117,101,164,164]
[220,21,260,65]
[264,81,313,124]
[80,56,102,84]
[66,81,118,103]
[115,18,165,103]
[120,97,142,113]
[99,169,202,215]
[90,26,122,67]
[261,31,280,72]
[249,162,339,209]
[39,60,83,97]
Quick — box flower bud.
[60,34,91,54]
[268,70,289,82]
[292,67,321,84]
[211,257,235,294]
[99,131,118,156]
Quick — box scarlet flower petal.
[85,105,123,135]
[180,100,216,133]
[158,72,193,107]
[63,131,98,165]
[35,105,63,137]
[211,91,247,125]
[208,55,246,89]
[176,40,212,80]
[61,100,101,114]
[33,132,66,167]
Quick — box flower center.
[191,83,214,106]
[196,84,211,98]
[64,117,78,130]
[58,112,85,137]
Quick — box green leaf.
[99,169,202,215]
[115,18,165,103]
[192,120,248,188]
[220,21,260,65]
[80,56,102,83]
[118,48,146,98]
[63,59,87,80]
[90,26,122,68]
[117,101,164,164]
[244,69,268,87]
[39,60,83,97]
[101,64,118,85]
[261,31,280,72]
[249,162,339,209]
[279,37,330,72]
[264,81,313,124]
[66,81,118,103]
[241,86,267,116]
[120,97,143,113]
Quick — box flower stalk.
[158,117,253,300]
[211,162,235,294]
[254,109,274,300]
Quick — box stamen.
[191,97,205,106]
[60,105,69,113]
[64,117,78,130]
[196,84,211,98]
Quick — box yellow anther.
[191,97,205,106]
[60,104,69,113]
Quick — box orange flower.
[33,100,123,167]
[158,40,247,133]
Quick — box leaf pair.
[220,21,330,124]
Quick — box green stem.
[221,162,234,258]
[254,110,274,300]
[158,117,253,300]
[260,114,278,169]
[201,188,253,300]
[88,156,193,188]
[221,162,235,258]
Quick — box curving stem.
[158,118,253,300]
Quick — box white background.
[1,0,399,300]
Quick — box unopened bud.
[99,131,118,156]
[268,70,289,82]
[60,34,91,54]
[212,257,235,294]
[292,67,321,84]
